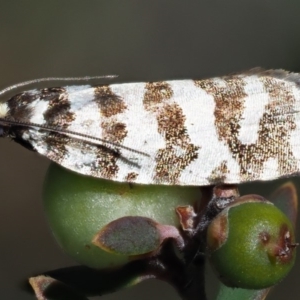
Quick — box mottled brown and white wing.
[1,69,300,186]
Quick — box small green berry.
[43,163,201,269]
[206,197,297,289]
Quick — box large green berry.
[43,163,201,269]
[206,197,297,289]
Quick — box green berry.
[43,163,201,269]
[206,198,297,289]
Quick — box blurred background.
[1,1,300,299]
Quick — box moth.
[0,69,300,186]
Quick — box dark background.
[1,1,300,299]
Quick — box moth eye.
[206,198,297,289]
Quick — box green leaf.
[216,283,269,300]
[29,275,89,300]
[29,264,154,299]
[269,181,297,228]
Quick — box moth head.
[0,103,11,137]
[0,103,8,118]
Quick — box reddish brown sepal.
[261,224,298,264]
[206,213,228,252]
[229,194,267,207]
[176,205,197,232]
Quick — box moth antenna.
[0,75,118,97]
[0,118,150,158]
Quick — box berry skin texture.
[43,163,201,269]
[207,200,297,289]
